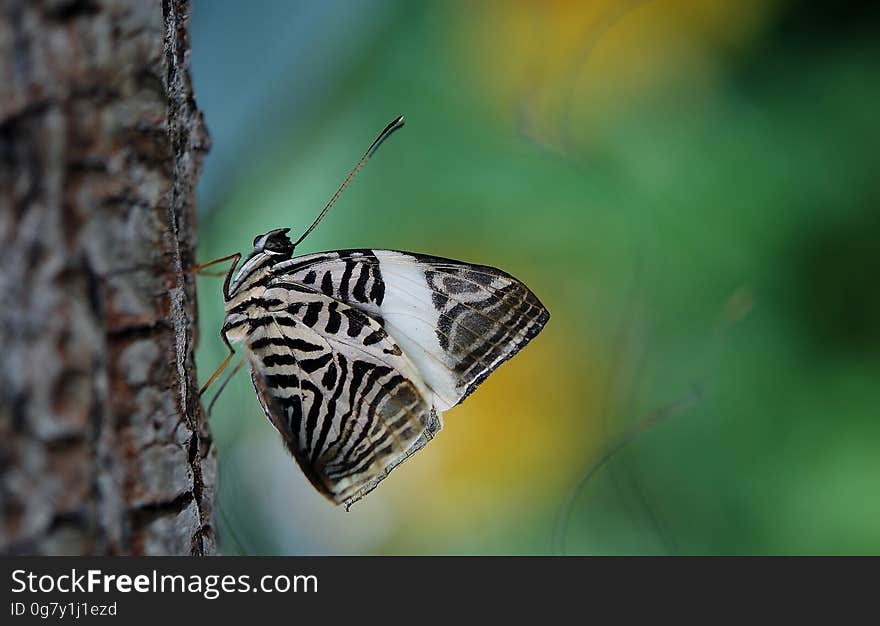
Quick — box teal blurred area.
[189,0,880,555]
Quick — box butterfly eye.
[260,229,294,257]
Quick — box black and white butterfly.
[204,117,549,509]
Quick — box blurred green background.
[189,0,880,555]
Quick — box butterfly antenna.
[292,115,406,248]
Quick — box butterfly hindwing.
[244,287,437,506]
[271,249,550,411]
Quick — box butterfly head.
[252,228,294,259]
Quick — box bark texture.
[0,0,215,555]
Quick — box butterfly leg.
[177,252,242,277]
[206,357,246,416]
[192,269,228,278]
[190,252,245,397]
[163,252,242,292]
[199,348,235,397]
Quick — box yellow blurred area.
[458,0,779,150]
[385,307,605,543]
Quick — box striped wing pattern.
[223,243,548,507]
[272,249,550,411]
[245,288,439,506]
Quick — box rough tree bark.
[0,0,215,555]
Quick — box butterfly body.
[219,229,549,508]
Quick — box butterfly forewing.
[271,249,550,411]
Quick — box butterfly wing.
[243,286,440,507]
[271,249,550,411]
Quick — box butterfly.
[201,116,549,509]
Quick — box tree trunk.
[0,0,215,555]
